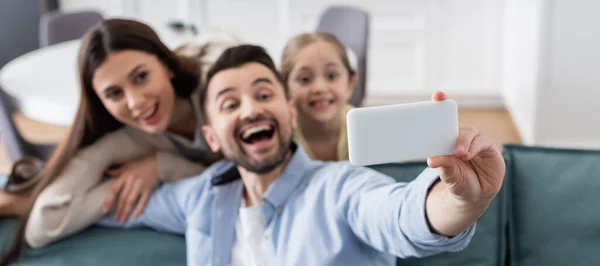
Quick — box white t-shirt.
[230,201,268,266]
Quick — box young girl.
[0,18,237,263]
[279,32,357,161]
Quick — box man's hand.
[425,91,506,237]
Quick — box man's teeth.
[139,106,156,120]
[242,125,272,139]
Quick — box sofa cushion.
[368,162,506,266]
[503,145,600,266]
[0,161,507,266]
[0,219,186,266]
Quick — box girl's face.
[287,41,356,124]
[92,50,177,133]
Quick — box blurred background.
[0,0,597,172]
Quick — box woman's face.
[92,50,176,133]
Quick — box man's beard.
[223,115,292,174]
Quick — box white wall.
[59,0,504,107]
[502,0,600,148]
[58,0,600,147]
[535,0,600,148]
[501,0,542,145]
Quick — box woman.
[0,18,236,263]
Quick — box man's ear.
[201,125,221,153]
[288,99,298,129]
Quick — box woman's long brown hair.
[0,18,201,265]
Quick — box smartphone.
[346,99,458,166]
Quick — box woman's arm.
[25,128,211,248]
[123,127,209,183]
[155,151,206,182]
[25,129,151,248]
[101,152,207,222]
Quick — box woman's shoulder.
[74,127,155,161]
[121,126,174,149]
[82,128,134,149]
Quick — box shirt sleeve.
[97,160,234,234]
[336,165,476,259]
[96,179,189,234]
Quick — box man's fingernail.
[457,146,465,152]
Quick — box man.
[99,44,506,266]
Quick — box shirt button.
[264,233,269,239]
[276,204,284,212]
[259,200,265,206]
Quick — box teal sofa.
[1,144,599,265]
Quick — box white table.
[1,40,81,126]
[0,33,356,127]
[0,26,207,126]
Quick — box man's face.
[202,62,297,174]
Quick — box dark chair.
[316,5,370,107]
[39,10,103,47]
[0,86,56,162]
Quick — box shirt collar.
[210,142,314,208]
[261,142,312,208]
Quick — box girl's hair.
[0,18,201,265]
[279,32,356,93]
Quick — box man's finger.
[454,126,478,158]
[462,134,494,161]
[427,155,454,169]
[428,156,460,186]
[103,178,125,213]
[431,91,448,102]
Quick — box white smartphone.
[346,99,459,166]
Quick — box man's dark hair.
[200,44,287,121]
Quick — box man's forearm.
[424,181,491,237]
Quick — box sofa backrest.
[503,144,600,266]
[4,144,600,266]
